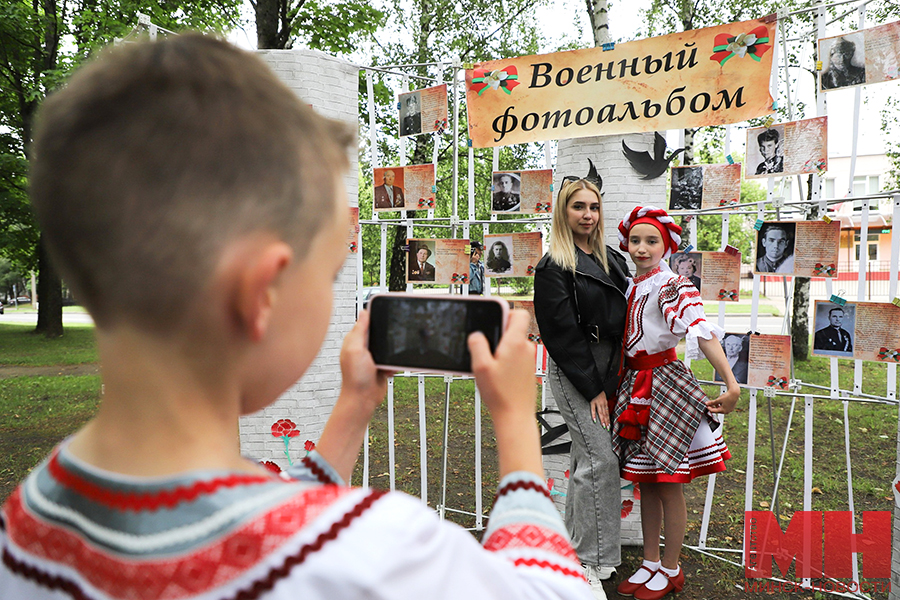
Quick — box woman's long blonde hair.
[548,179,608,273]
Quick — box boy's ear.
[235,241,294,342]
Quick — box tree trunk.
[256,0,284,49]
[587,0,610,46]
[389,221,410,291]
[35,234,63,338]
[683,128,695,165]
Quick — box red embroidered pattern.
[625,291,649,352]
[47,453,272,512]
[512,558,586,581]
[4,483,357,599]
[300,455,335,485]
[631,265,662,284]
[493,480,551,504]
[483,524,578,562]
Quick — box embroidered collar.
[632,265,662,284]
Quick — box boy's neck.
[67,326,264,477]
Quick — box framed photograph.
[812,300,900,362]
[510,300,541,344]
[491,172,522,212]
[713,333,750,385]
[399,84,449,137]
[484,232,542,277]
[406,238,471,285]
[818,21,900,93]
[668,166,703,211]
[745,117,827,179]
[491,169,553,214]
[348,207,359,254]
[753,220,840,277]
[669,250,741,301]
[373,164,436,212]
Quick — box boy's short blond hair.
[30,34,352,332]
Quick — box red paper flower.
[564,469,570,478]
[621,499,634,518]
[304,440,316,452]
[272,419,300,438]
[260,460,282,474]
[547,478,555,492]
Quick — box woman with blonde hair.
[534,173,630,600]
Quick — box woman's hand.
[590,391,610,429]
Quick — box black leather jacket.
[534,245,629,402]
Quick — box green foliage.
[254,0,384,51]
[357,0,550,288]
[879,95,900,191]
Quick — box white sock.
[645,565,680,592]
[628,559,660,584]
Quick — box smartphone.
[367,293,509,375]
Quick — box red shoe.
[633,567,685,600]
[617,565,658,597]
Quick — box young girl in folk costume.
[612,206,740,600]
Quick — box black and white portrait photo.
[491,172,521,212]
[820,33,867,91]
[669,166,703,211]
[752,127,785,175]
[485,238,513,275]
[399,91,422,137]
[813,302,855,356]
[755,222,796,274]
[714,333,749,385]
[671,253,702,290]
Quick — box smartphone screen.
[368,294,505,374]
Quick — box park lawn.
[0,323,98,366]
[0,375,102,501]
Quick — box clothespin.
[550,183,554,191]
[431,185,437,193]
[723,245,740,256]
[602,42,615,51]
[682,214,693,224]
[467,138,473,147]
[463,62,474,70]
[397,101,402,110]
[682,244,694,254]
[816,60,823,71]
[772,196,785,208]
[764,116,775,128]
[891,297,900,308]
[771,100,779,110]
[829,293,847,306]
[726,154,734,164]
[822,214,833,223]
[754,219,764,230]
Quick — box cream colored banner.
[466,16,776,148]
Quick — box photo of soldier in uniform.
[813,302,855,357]
[407,241,436,282]
[491,172,521,212]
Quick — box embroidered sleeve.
[658,276,724,359]
[285,450,344,486]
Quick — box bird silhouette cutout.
[584,158,603,192]
[621,132,684,180]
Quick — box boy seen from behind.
[0,34,592,600]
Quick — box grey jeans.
[548,355,622,568]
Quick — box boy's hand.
[468,310,536,418]
[339,310,390,410]
[469,310,543,478]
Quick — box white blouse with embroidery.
[624,264,724,360]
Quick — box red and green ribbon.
[711,26,771,66]
[470,66,520,96]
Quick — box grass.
[1,322,895,599]
[0,375,102,500]
[0,323,98,366]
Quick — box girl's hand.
[706,383,740,414]
[590,391,610,429]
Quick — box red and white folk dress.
[611,264,731,483]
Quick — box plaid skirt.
[612,359,731,483]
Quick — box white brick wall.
[544,133,668,546]
[238,49,359,469]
